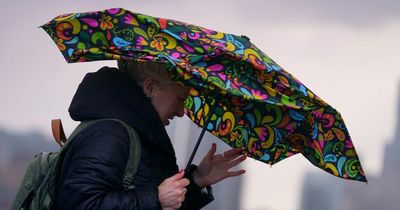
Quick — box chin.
[163,120,170,126]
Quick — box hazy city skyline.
[301,84,400,210]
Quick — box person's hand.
[158,170,189,209]
[192,143,246,188]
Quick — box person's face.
[150,81,190,126]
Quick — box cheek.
[152,94,175,117]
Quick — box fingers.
[158,172,189,209]
[167,171,189,187]
[172,188,187,209]
[215,152,246,178]
[227,169,246,177]
[227,155,246,168]
[174,188,187,206]
[221,147,243,162]
[225,155,246,178]
[168,170,185,181]
[205,143,217,161]
[176,177,190,188]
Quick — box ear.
[142,76,159,97]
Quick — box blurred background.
[1,0,399,209]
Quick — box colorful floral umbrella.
[41,8,367,182]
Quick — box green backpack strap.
[64,119,141,191]
[113,120,141,191]
[59,120,105,152]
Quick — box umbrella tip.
[240,35,250,41]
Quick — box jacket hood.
[69,66,176,162]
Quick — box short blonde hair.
[117,60,170,86]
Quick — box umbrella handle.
[185,99,219,170]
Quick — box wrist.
[185,165,205,188]
[192,169,205,188]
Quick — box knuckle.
[183,178,190,185]
[180,189,186,196]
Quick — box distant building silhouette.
[300,83,400,210]
[300,173,342,210]
[0,129,56,210]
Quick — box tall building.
[300,173,342,210]
[300,83,400,210]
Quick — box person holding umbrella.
[39,7,366,210]
[55,60,246,210]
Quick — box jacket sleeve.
[184,165,215,209]
[56,121,160,210]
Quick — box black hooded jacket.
[55,67,214,209]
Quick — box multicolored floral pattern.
[42,8,366,182]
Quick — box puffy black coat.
[55,67,214,210]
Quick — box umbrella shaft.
[185,100,219,170]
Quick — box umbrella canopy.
[41,8,366,182]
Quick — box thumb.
[169,170,185,181]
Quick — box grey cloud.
[232,0,400,27]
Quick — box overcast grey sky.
[0,1,399,210]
